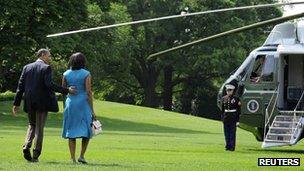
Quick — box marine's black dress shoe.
[225,148,235,151]
[23,148,32,161]
[78,157,88,164]
[227,148,235,151]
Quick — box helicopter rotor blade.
[148,12,304,60]
[46,1,304,38]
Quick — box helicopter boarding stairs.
[262,90,304,148]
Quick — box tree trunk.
[143,83,158,107]
[180,83,194,114]
[163,65,173,111]
[131,54,160,108]
[180,92,192,114]
[137,62,159,108]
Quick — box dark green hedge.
[0,91,64,101]
[0,91,15,101]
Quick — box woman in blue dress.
[62,52,96,164]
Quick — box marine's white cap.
[225,84,235,90]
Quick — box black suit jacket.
[13,60,69,113]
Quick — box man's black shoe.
[23,148,32,161]
[32,149,41,161]
[31,158,39,163]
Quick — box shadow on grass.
[248,148,304,154]
[103,118,213,134]
[106,132,219,138]
[0,113,212,135]
[45,161,127,167]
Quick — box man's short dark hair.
[68,52,86,70]
[36,48,50,58]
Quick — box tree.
[0,0,87,91]
[82,0,282,112]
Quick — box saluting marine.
[221,84,241,151]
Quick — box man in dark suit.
[12,48,76,162]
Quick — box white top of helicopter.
[263,21,304,54]
[264,22,296,45]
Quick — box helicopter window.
[250,55,265,83]
[261,55,275,82]
[250,55,274,83]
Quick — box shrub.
[0,91,16,101]
[0,91,64,101]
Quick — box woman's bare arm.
[85,75,96,119]
[61,76,68,108]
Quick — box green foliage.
[0,91,63,102]
[0,91,15,101]
[0,0,87,92]
[50,57,68,84]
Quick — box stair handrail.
[293,89,304,112]
[264,87,279,140]
[291,89,304,130]
[265,87,279,126]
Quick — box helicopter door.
[240,54,277,127]
[281,55,304,110]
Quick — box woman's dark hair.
[68,52,86,70]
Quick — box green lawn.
[0,100,303,170]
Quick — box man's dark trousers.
[24,110,48,159]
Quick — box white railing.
[291,90,304,130]
[263,87,279,140]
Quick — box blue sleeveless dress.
[62,69,93,139]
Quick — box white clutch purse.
[92,120,102,136]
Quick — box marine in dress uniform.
[221,84,241,151]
